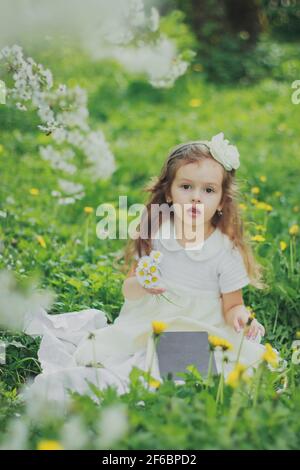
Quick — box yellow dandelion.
[251,187,260,195]
[261,343,279,368]
[36,235,46,248]
[189,98,202,107]
[29,188,39,196]
[279,241,287,251]
[239,203,247,211]
[255,224,266,232]
[251,235,265,242]
[148,379,161,389]
[84,206,93,214]
[37,440,64,450]
[255,202,273,212]
[208,335,233,351]
[251,198,258,205]
[289,224,299,236]
[152,321,167,335]
[226,363,249,388]
[259,176,267,183]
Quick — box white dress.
[22,218,272,406]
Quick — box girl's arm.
[221,289,265,339]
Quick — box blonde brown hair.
[121,141,267,289]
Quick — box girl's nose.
[192,194,201,203]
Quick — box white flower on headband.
[208,132,240,171]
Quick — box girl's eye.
[180,185,215,193]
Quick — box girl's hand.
[245,318,265,340]
[226,305,265,340]
[142,286,166,296]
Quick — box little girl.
[23,132,269,405]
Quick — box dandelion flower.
[259,176,267,183]
[208,335,233,351]
[261,343,279,368]
[189,98,202,107]
[36,235,46,248]
[29,188,39,196]
[148,379,161,389]
[279,241,287,251]
[37,440,63,450]
[152,321,167,335]
[255,202,273,212]
[251,235,265,242]
[84,206,93,214]
[226,363,250,388]
[251,187,260,195]
[255,224,266,232]
[289,224,299,236]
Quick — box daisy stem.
[160,293,183,308]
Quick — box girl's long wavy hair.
[121,141,267,289]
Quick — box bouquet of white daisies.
[135,250,163,289]
[135,250,181,306]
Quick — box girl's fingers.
[247,325,260,340]
[258,325,265,336]
[234,318,241,332]
[151,288,166,294]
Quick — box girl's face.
[168,159,224,229]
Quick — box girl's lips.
[187,208,201,216]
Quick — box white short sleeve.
[218,246,250,294]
